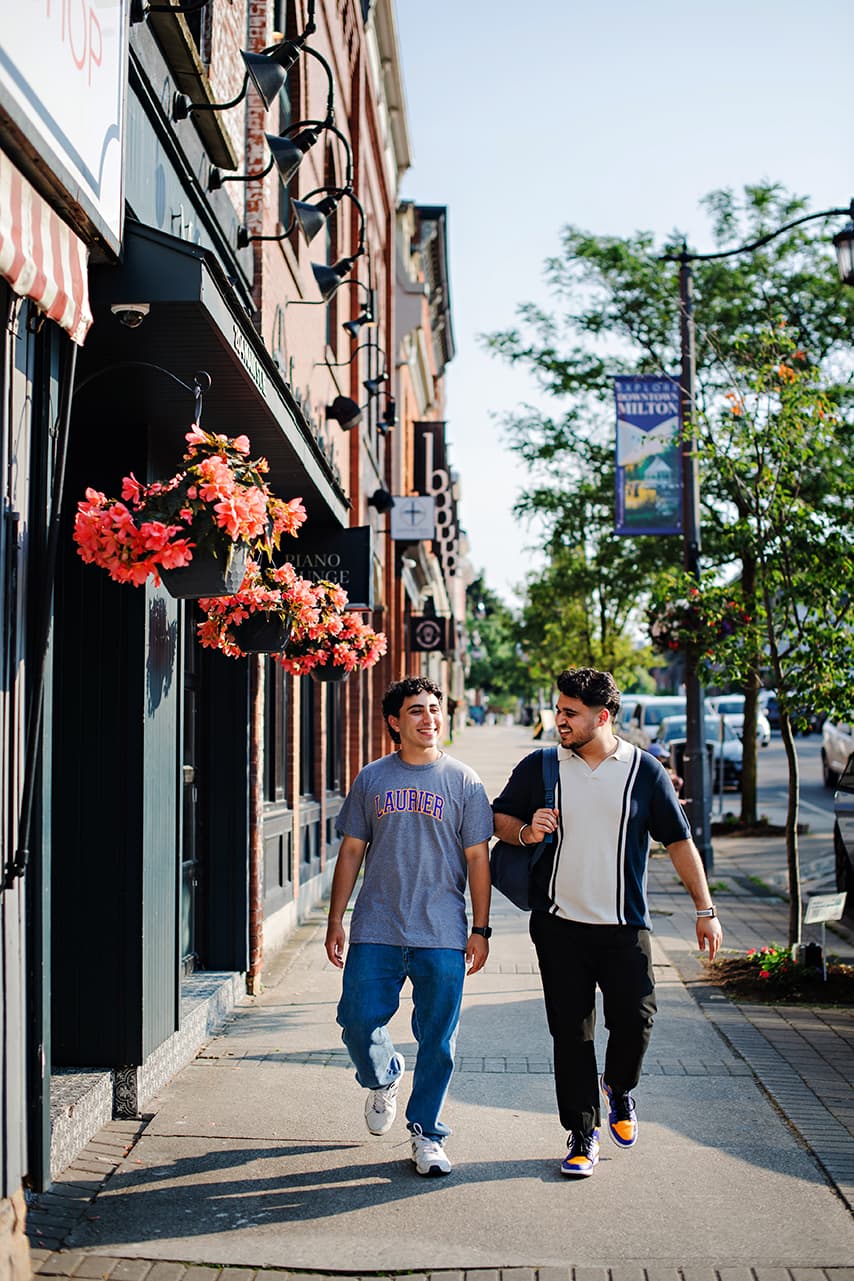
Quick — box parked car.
[615,694,665,741]
[822,720,854,788]
[833,751,854,902]
[618,695,715,749]
[708,694,771,748]
[655,715,743,791]
[761,690,780,730]
[758,688,821,735]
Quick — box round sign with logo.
[411,617,445,652]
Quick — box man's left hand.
[697,916,723,962]
[466,933,489,974]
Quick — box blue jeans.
[337,943,466,1141]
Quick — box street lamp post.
[664,199,854,872]
[676,251,712,869]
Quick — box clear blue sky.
[395,0,851,604]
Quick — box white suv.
[822,720,854,788]
[618,695,715,750]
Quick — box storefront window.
[299,675,316,798]
[264,659,289,803]
[325,680,343,792]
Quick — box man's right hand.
[527,807,560,842]
[325,921,346,968]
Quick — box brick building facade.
[0,2,465,1269]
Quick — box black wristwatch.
[471,925,492,939]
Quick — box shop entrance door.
[181,618,202,972]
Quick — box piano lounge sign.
[279,526,373,610]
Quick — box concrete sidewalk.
[27,724,854,1281]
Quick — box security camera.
[111,303,150,328]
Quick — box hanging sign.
[391,495,435,541]
[614,377,683,535]
[278,526,373,610]
[410,616,447,653]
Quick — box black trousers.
[529,911,657,1135]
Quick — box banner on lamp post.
[614,377,683,535]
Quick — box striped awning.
[0,151,93,345]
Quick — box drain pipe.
[247,654,264,993]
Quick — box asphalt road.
[753,729,832,820]
[726,729,837,893]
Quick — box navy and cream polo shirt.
[492,739,690,928]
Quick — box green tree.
[701,327,854,945]
[484,182,854,824]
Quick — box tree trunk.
[779,708,802,948]
[739,553,760,826]
[740,667,760,826]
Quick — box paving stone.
[72,1258,122,1279]
[109,1262,153,1281]
[41,1184,95,1202]
[138,1266,184,1281]
[34,1252,87,1276]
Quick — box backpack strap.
[541,745,559,844]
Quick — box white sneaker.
[364,1055,404,1135]
[410,1129,452,1176]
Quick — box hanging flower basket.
[275,589,387,679]
[229,610,293,654]
[74,425,306,596]
[196,564,387,671]
[309,663,351,684]
[647,573,753,677]
[196,561,306,657]
[160,540,250,600]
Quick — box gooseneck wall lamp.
[367,488,395,513]
[378,397,397,435]
[173,43,296,121]
[326,396,362,431]
[660,197,854,873]
[234,118,356,246]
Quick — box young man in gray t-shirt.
[325,677,492,1176]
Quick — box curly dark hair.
[555,667,621,718]
[382,677,444,743]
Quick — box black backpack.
[489,746,559,910]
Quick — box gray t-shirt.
[337,751,494,950]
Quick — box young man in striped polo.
[493,666,722,1176]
